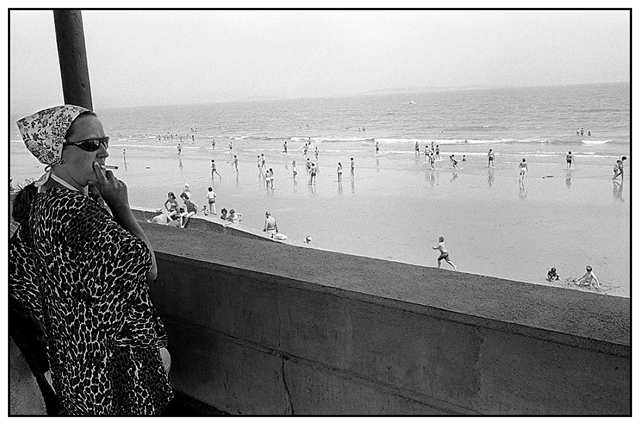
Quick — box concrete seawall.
[8,201,630,415]
[144,222,630,415]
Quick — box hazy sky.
[8,8,630,112]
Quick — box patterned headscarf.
[16,105,91,166]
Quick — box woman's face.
[60,114,108,186]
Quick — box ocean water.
[9,82,630,296]
[11,82,628,158]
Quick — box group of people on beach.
[546,265,601,290]
[151,183,242,228]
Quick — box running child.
[432,236,457,270]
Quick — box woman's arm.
[89,162,157,283]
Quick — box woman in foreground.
[11,105,172,415]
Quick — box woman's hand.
[88,161,130,211]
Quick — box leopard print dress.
[9,187,173,415]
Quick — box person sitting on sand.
[150,208,168,225]
[432,236,457,271]
[227,209,241,223]
[220,208,228,220]
[546,267,560,282]
[574,265,600,289]
[164,192,179,214]
[263,211,278,237]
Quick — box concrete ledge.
[144,223,630,415]
[132,206,285,243]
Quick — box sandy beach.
[10,137,630,297]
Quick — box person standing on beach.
[375,141,380,155]
[306,158,312,174]
[292,160,297,178]
[519,158,528,182]
[450,155,460,169]
[415,141,420,155]
[257,155,264,175]
[261,154,266,170]
[337,162,343,182]
[283,141,288,153]
[211,159,222,180]
[229,140,233,151]
[265,168,272,189]
[232,155,239,172]
[432,236,457,270]
[177,144,182,155]
[350,157,355,178]
[314,147,319,161]
[566,151,574,169]
[206,187,217,215]
[212,139,216,150]
[428,151,436,169]
[612,160,623,180]
[309,163,318,185]
[263,211,278,237]
[269,168,275,189]
[182,183,192,200]
[613,156,627,180]
[435,145,441,160]
[488,149,495,167]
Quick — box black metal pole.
[53,10,93,110]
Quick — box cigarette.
[101,165,118,170]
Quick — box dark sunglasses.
[65,136,110,152]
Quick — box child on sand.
[432,236,457,270]
[573,265,600,289]
[546,267,560,282]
